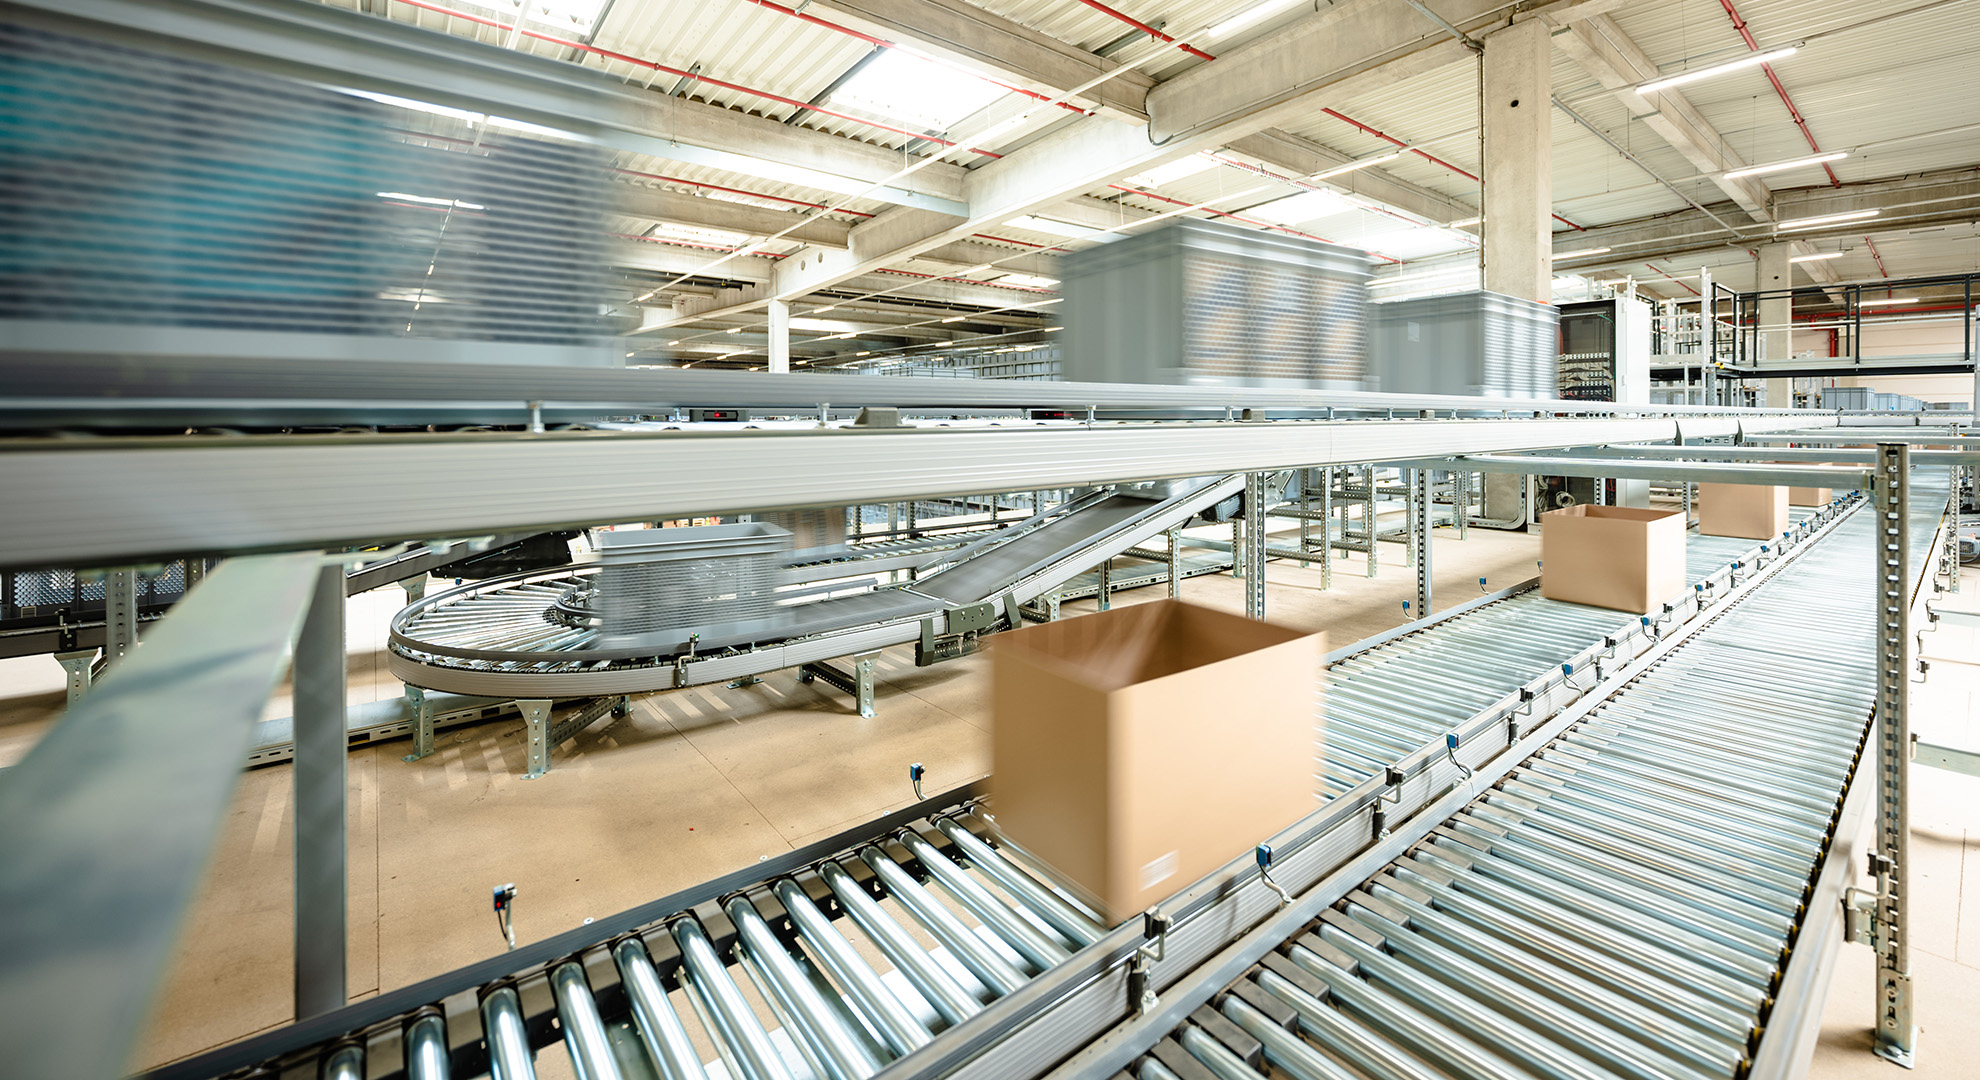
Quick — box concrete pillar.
[1482,20,1552,305]
[1757,243,1793,406]
[767,298,791,373]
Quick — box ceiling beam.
[618,186,854,248]
[616,242,1054,314]
[803,0,1154,123]
[1551,165,1980,269]
[1549,13,1772,219]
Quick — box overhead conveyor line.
[1531,443,1980,466]
[1400,453,1879,488]
[0,414,1835,571]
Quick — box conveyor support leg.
[1167,528,1183,600]
[1873,442,1918,1067]
[104,567,138,673]
[53,649,95,707]
[519,699,554,779]
[1416,469,1433,619]
[1244,472,1267,620]
[401,686,433,762]
[294,562,347,1021]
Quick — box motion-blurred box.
[1540,506,1686,613]
[990,600,1322,923]
[1696,483,1790,540]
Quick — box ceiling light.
[1777,208,1880,231]
[994,273,1058,288]
[824,49,1006,132]
[1044,325,1062,331]
[856,351,871,356]
[1859,297,1918,306]
[1125,155,1220,188]
[810,306,837,313]
[1313,151,1406,180]
[1371,266,1477,288]
[1724,151,1848,180]
[788,318,849,331]
[941,315,965,323]
[1009,215,1101,238]
[1244,189,1356,225]
[936,340,955,346]
[1637,45,1798,95]
[1356,228,1477,260]
[667,339,681,346]
[1790,251,1844,263]
[648,221,750,247]
[1205,0,1308,39]
[1446,216,1483,228]
[1554,246,1613,260]
[376,191,484,211]
[725,326,742,333]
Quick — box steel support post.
[1872,442,1917,1067]
[519,699,554,779]
[53,649,95,707]
[1319,467,1333,590]
[1244,472,1268,620]
[1045,589,1061,622]
[401,685,433,763]
[1364,465,1378,578]
[1684,482,1693,524]
[400,576,427,604]
[1416,469,1434,619]
[1230,517,1243,579]
[294,562,347,1021]
[1594,474,1607,506]
[1947,467,1961,591]
[1166,527,1183,600]
[1402,469,1416,568]
[1456,470,1469,540]
[854,652,877,719]
[104,567,138,671]
[1096,557,1112,611]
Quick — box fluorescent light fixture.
[936,340,955,346]
[810,306,837,313]
[1244,189,1356,225]
[856,351,871,356]
[1790,251,1844,263]
[941,315,966,323]
[788,318,849,332]
[1859,297,1918,306]
[377,192,484,210]
[1637,45,1798,94]
[1313,150,1405,180]
[994,273,1059,289]
[518,0,608,35]
[667,340,681,346]
[1205,0,1307,39]
[1446,216,1483,228]
[1043,325,1062,331]
[1356,228,1476,260]
[1777,208,1880,231]
[725,326,742,334]
[1724,151,1847,180]
[649,221,750,247]
[1554,246,1613,260]
[1009,215,1102,238]
[825,49,1006,132]
[1126,155,1220,188]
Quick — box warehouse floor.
[0,521,1973,1078]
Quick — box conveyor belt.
[1075,473,1947,1080]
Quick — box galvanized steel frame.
[1872,443,1918,1066]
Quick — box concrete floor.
[0,520,1972,1078]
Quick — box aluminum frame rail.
[0,416,1833,572]
[1044,470,1950,1080]
[384,476,1243,696]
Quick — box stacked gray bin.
[595,524,791,651]
[1061,218,1371,389]
[1370,290,1559,398]
[1820,386,1874,410]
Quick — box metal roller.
[613,939,708,1080]
[671,919,795,1080]
[405,1013,449,1080]
[549,961,621,1080]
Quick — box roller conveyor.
[1070,472,1948,1080]
[385,476,1245,697]
[1320,507,1831,795]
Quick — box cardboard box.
[1540,505,1686,613]
[1788,483,1832,507]
[1696,482,1790,540]
[990,600,1321,923]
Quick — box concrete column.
[767,299,791,373]
[1757,243,1793,406]
[1482,19,1552,304]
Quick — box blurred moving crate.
[1061,218,1371,390]
[1371,290,1560,398]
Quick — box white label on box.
[1140,850,1179,891]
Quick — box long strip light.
[1312,150,1406,180]
[1637,45,1798,94]
[1553,246,1613,260]
[1776,208,1880,231]
[1789,251,1844,263]
[1724,151,1847,180]
[1445,215,1483,228]
[1858,297,1918,306]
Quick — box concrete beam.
[803,0,1153,122]
[617,242,1050,315]
[1550,14,1773,219]
[617,186,854,248]
[1552,166,1980,267]
[1483,19,1551,304]
[1224,129,1476,225]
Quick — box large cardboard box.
[1788,483,1832,507]
[1696,483,1790,539]
[990,600,1321,923]
[1540,505,1686,613]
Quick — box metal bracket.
[1128,910,1171,1016]
[492,883,517,950]
[916,595,1017,666]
